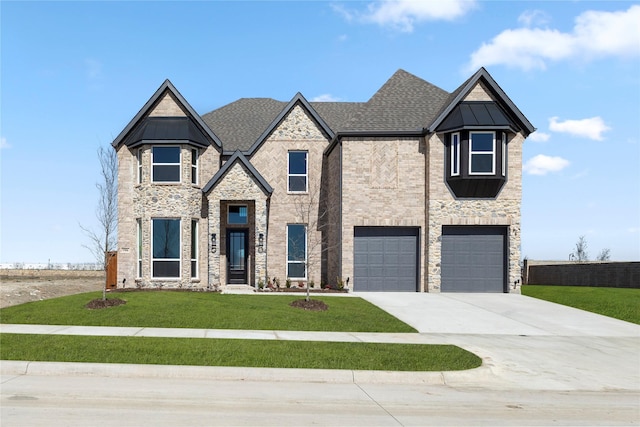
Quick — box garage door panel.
[354,227,419,292]
[441,226,506,293]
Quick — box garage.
[441,226,507,292]
[354,227,419,292]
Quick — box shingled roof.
[199,68,533,152]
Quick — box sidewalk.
[0,323,484,386]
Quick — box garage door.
[441,226,507,292]
[354,227,419,292]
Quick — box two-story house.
[112,68,534,293]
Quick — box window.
[152,146,181,183]
[191,149,198,185]
[501,133,507,177]
[137,219,142,278]
[469,132,495,175]
[288,151,307,192]
[191,220,198,278]
[287,224,306,278]
[228,205,248,224]
[152,218,180,278]
[137,149,143,184]
[451,132,460,176]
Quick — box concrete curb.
[0,360,491,385]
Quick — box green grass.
[522,285,640,324]
[0,333,481,371]
[0,291,415,333]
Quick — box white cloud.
[524,154,570,175]
[335,0,477,32]
[549,116,611,141]
[467,5,640,71]
[528,131,550,142]
[0,137,10,149]
[311,94,342,102]
[517,10,551,27]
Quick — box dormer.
[428,68,535,198]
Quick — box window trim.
[190,219,198,279]
[137,149,143,184]
[286,224,307,279]
[501,133,507,177]
[451,132,460,177]
[469,131,496,175]
[227,204,248,225]
[151,218,181,279]
[287,150,308,193]
[191,148,199,185]
[152,146,181,183]
[136,218,142,278]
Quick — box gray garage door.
[354,227,419,292]
[441,226,507,292]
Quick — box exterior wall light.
[211,233,217,253]
[258,233,264,253]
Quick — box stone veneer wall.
[340,137,427,291]
[116,94,220,289]
[250,104,330,285]
[207,162,269,290]
[325,144,342,287]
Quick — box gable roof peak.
[112,79,223,149]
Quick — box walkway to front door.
[227,229,248,284]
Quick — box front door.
[227,229,248,284]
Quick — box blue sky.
[1,0,639,263]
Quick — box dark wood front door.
[227,229,248,284]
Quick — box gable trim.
[245,92,335,157]
[202,150,273,195]
[427,68,535,136]
[112,79,223,150]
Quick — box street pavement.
[1,292,639,425]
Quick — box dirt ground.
[0,273,103,309]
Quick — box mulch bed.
[85,298,127,309]
[289,299,329,311]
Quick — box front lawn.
[0,291,416,333]
[0,333,481,371]
[522,285,640,324]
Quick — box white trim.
[191,148,199,185]
[151,218,181,279]
[286,223,307,279]
[451,132,460,176]
[287,151,308,193]
[469,131,496,175]
[190,219,198,279]
[136,218,142,278]
[137,149,143,184]
[151,146,181,183]
[501,133,507,177]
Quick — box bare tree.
[290,176,338,302]
[596,248,611,261]
[81,145,118,300]
[571,235,589,262]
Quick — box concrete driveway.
[357,292,640,391]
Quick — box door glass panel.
[229,231,245,271]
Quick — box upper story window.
[152,146,181,183]
[191,149,199,185]
[288,151,307,192]
[445,131,507,198]
[451,132,460,177]
[137,149,143,184]
[469,132,495,175]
